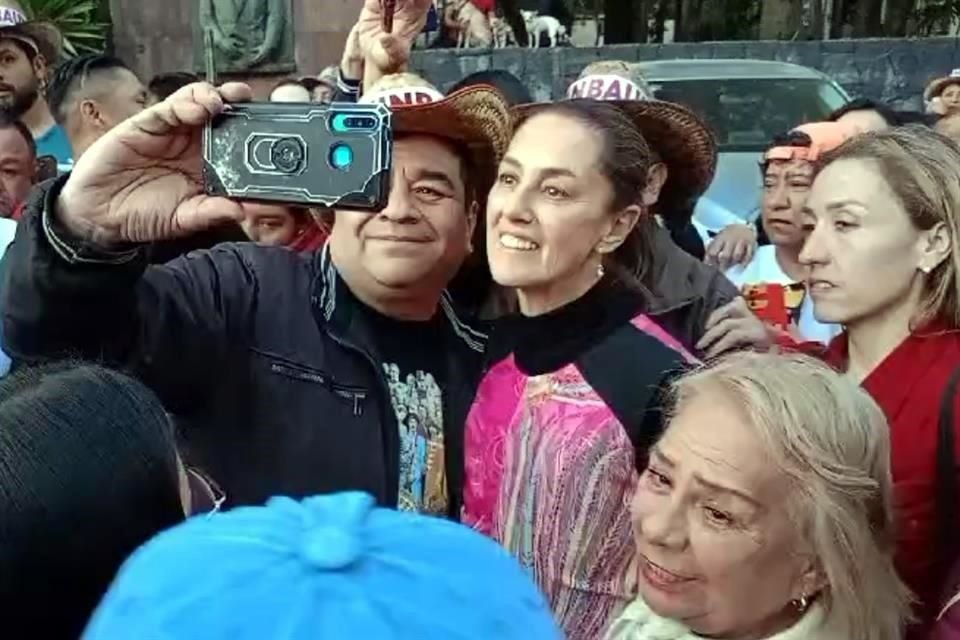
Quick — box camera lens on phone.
[271,138,306,174]
[332,113,378,132]
[332,114,350,132]
[330,143,353,171]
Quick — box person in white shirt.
[725,122,858,344]
[0,216,15,375]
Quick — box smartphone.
[202,102,392,211]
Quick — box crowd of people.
[0,0,959,638]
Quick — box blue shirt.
[35,124,73,173]
[0,217,15,376]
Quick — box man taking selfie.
[0,0,510,518]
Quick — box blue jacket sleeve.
[331,66,361,103]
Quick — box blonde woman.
[800,126,960,633]
[607,352,910,640]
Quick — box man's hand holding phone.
[57,82,253,247]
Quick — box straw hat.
[0,0,63,63]
[515,60,717,214]
[361,73,512,188]
[925,69,960,101]
[316,65,338,92]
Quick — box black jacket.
[646,224,740,356]
[0,178,487,518]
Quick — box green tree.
[674,0,759,41]
[884,0,916,36]
[20,0,108,57]
[914,0,960,35]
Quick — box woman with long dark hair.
[463,100,705,639]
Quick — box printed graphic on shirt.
[383,363,447,516]
[742,282,807,330]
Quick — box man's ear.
[918,221,952,274]
[32,53,48,84]
[642,162,669,207]
[596,204,642,255]
[79,99,105,130]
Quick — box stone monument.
[196,0,296,75]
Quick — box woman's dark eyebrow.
[500,156,576,180]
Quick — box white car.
[636,59,851,240]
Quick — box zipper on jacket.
[270,362,368,417]
[333,386,367,417]
[270,363,326,385]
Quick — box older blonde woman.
[607,352,911,640]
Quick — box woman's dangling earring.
[791,595,809,613]
[597,261,605,280]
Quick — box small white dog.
[521,10,567,48]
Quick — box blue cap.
[82,492,561,640]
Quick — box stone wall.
[110,0,363,98]
[411,38,960,109]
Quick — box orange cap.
[764,121,860,163]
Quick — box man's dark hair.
[757,128,814,177]
[0,362,185,636]
[299,77,322,92]
[47,54,132,125]
[148,71,200,100]
[828,98,899,127]
[448,70,533,107]
[769,128,814,149]
[0,110,36,158]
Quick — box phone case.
[202,102,392,210]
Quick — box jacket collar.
[313,244,487,354]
